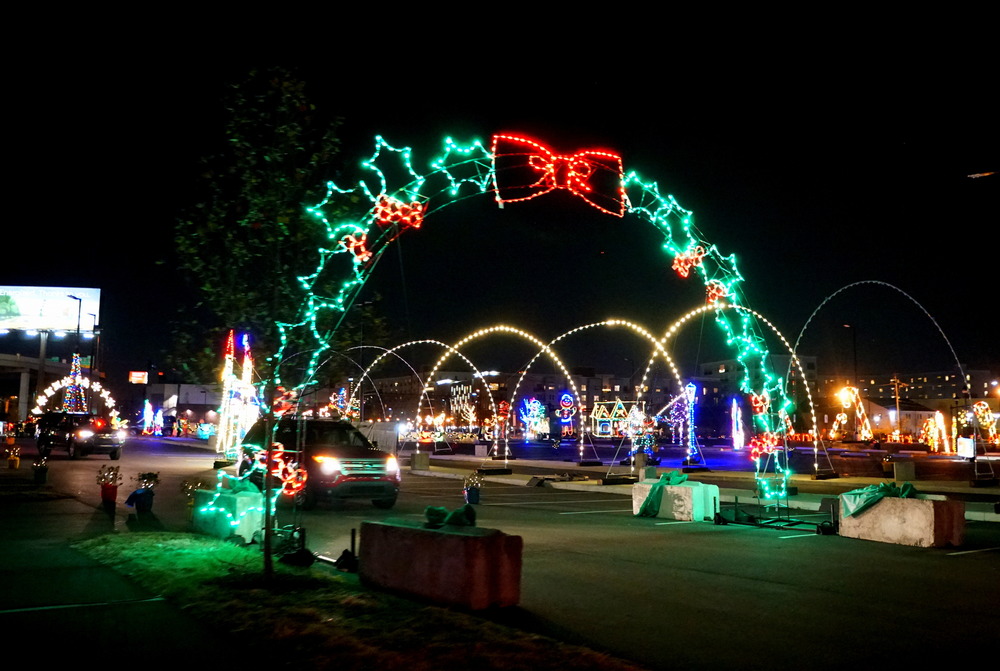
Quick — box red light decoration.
[272,387,298,416]
[224,329,235,359]
[254,443,308,495]
[340,233,372,264]
[672,246,705,278]
[705,280,728,303]
[749,432,781,461]
[749,392,770,415]
[491,134,626,217]
[375,194,425,233]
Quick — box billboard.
[0,286,101,332]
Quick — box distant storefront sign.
[129,371,149,385]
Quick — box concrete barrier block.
[632,481,720,520]
[632,480,658,515]
[192,489,264,544]
[838,496,965,547]
[688,482,721,518]
[892,460,916,482]
[410,452,430,470]
[359,520,522,609]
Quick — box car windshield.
[43,413,92,429]
[245,420,382,458]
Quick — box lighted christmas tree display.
[450,383,477,430]
[62,353,87,413]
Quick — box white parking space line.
[947,547,1000,556]
[559,509,634,515]
[482,499,627,507]
[778,533,818,539]
[653,521,695,526]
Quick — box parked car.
[239,416,400,510]
[36,412,125,459]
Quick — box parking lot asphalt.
[2,438,997,665]
[416,451,1000,522]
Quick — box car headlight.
[77,429,94,439]
[312,455,341,475]
[116,430,127,440]
[385,456,399,474]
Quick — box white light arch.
[348,339,504,453]
[506,318,686,459]
[641,302,824,486]
[420,325,583,458]
[32,375,120,421]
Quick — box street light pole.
[357,300,374,422]
[88,313,99,381]
[843,324,858,440]
[67,295,82,354]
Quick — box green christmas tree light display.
[62,353,87,413]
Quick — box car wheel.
[247,471,264,493]
[109,448,122,460]
[296,488,317,511]
[37,442,51,459]
[372,496,397,509]
[68,442,81,459]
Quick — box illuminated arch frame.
[787,280,975,454]
[338,344,437,421]
[418,325,581,457]
[346,339,503,451]
[276,132,794,447]
[505,319,686,459]
[33,375,120,420]
[791,281,969,385]
[634,302,823,496]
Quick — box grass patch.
[74,532,645,670]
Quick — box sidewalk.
[0,464,239,663]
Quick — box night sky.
[5,48,997,397]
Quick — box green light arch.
[276,133,793,439]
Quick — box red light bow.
[491,134,626,217]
